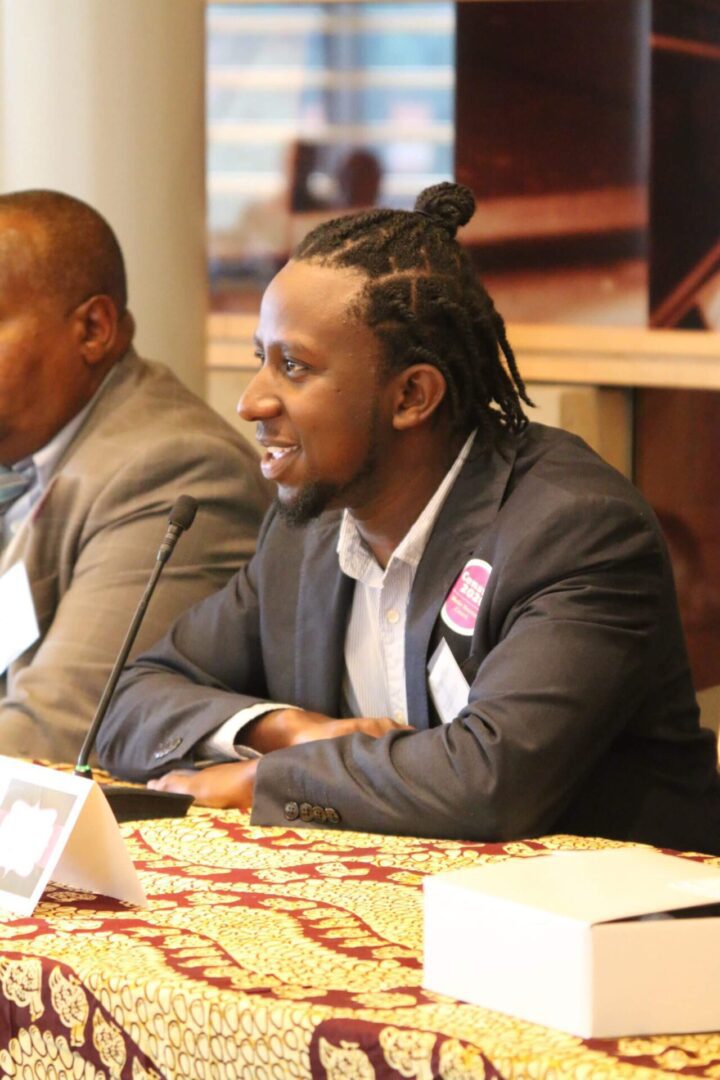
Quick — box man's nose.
[237,366,281,422]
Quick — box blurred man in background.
[0,189,269,762]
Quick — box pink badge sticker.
[440,558,492,637]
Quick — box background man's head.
[0,189,134,465]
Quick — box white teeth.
[267,445,297,458]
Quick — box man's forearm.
[243,708,332,753]
[243,709,404,753]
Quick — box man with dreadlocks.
[99,183,720,853]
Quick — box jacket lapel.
[0,526,23,575]
[0,357,134,577]
[405,438,518,729]
[295,512,355,716]
[0,474,60,575]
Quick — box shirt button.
[299,802,313,822]
[283,801,299,821]
[386,609,400,624]
[324,807,341,825]
[311,804,326,823]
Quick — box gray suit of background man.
[0,189,269,762]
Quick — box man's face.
[0,212,90,465]
[240,259,396,525]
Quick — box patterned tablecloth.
[0,810,719,1080]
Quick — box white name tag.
[0,757,146,916]
[0,561,40,676]
[428,638,470,725]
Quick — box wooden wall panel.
[634,389,720,690]
[455,0,720,689]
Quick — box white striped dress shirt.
[339,430,475,722]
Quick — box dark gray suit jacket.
[98,424,720,853]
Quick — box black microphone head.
[168,495,198,532]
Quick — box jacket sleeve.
[0,432,269,765]
[250,493,670,840]
[95,507,285,781]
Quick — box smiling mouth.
[266,445,297,459]
[260,444,300,481]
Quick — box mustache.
[255,424,297,445]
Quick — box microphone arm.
[74,496,198,821]
[75,559,163,774]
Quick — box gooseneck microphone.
[156,495,198,562]
[75,496,198,822]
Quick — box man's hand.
[244,708,407,753]
[147,759,257,810]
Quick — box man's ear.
[74,295,119,366]
[391,364,447,431]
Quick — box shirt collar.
[30,363,122,490]
[338,429,477,584]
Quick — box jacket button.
[283,801,299,821]
[153,737,183,760]
[299,802,313,822]
[311,804,326,823]
[324,807,340,825]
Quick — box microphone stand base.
[101,785,194,822]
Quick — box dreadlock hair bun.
[292,182,531,442]
[414,182,475,237]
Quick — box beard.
[275,416,382,529]
[274,480,342,527]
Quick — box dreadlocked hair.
[293,181,531,443]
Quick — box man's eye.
[253,350,264,366]
[283,357,306,375]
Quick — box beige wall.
[0,0,207,395]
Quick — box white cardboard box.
[423,847,720,1038]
